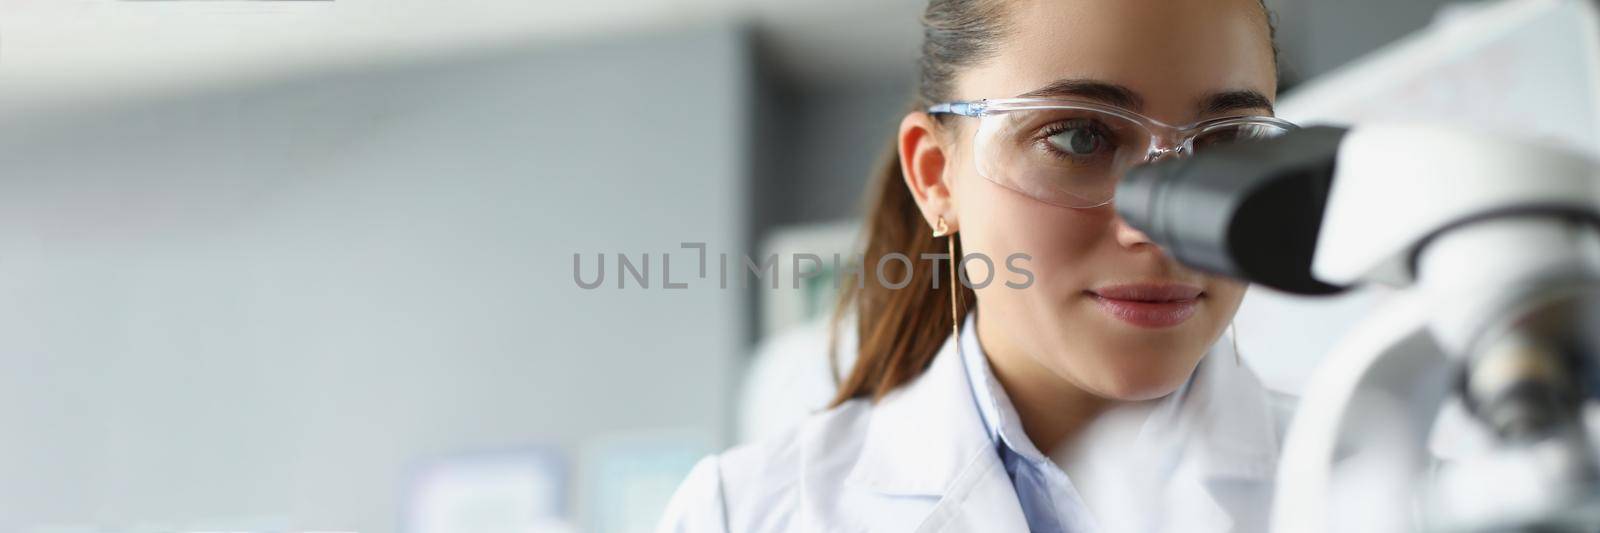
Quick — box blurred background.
[0,0,1586,532]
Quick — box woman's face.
[944,0,1276,400]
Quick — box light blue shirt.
[957,312,1196,533]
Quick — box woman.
[660,0,1295,531]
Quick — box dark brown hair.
[826,0,1277,407]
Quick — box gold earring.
[934,216,961,344]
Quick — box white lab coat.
[656,327,1295,532]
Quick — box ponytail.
[826,137,976,406]
[825,0,1007,407]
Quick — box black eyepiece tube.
[1115,126,1351,296]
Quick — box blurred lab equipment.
[1120,121,1600,532]
[405,447,573,533]
[1117,1,1600,529]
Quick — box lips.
[1086,283,1204,328]
[1088,284,1203,303]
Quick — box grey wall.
[0,24,750,533]
[1294,0,1457,81]
[750,66,912,242]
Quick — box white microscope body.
[1272,124,1600,533]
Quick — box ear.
[898,111,958,234]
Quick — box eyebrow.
[1015,79,1144,111]
[1200,89,1275,115]
[1013,79,1276,116]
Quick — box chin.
[1086,357,1202,401]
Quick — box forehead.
[956,0,1277,121]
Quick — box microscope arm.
[1270,292,1454,533]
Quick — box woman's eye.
[1194,128,1243,150]
[1044,127,1106,156]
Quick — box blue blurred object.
[584,432,713,533]
[404,446,571,533]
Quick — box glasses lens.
[972,106,1151,209]
[1191,121,1293,153]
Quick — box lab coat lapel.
[1139,339,1285,533]
[913,449,1031,533]
[843,330,1031,532]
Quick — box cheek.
[1208,277,1250,314]
[957,176,1111,291]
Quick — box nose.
[1112,210,1158,249]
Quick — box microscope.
[1118,123,1600,532]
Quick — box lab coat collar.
[1141,336,1284,533]
[842,316,1283,509]
[843,328,996,496]
[960,312,1055,465]
[1170,332,1285,481]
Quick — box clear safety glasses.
[928,98,1298,209]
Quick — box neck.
[973,311,1116,454]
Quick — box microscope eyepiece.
[1115,126,1351,295]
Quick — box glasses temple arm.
[926,101,986,117]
